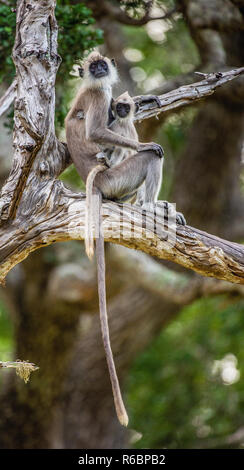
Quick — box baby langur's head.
[113,91,139,120]
[79,51,118,88]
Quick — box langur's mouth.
[117,111,129,118]
[94,71,108,78]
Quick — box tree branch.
[0,79,17,117]
[0,185,243,285]
[110,246,244,304]
[87,0,179,26]
[134,67,244,121]
[103,2,179,26]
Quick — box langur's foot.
[141,201,186,225]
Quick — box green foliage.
[126,296,244,449]
[0,299,13,363]
[55,1,103,129]
[122,3,199,196]
[0,1,103,128]
[123,19,199,82]
[56,1,103,81]
[59,164,86,190]
[0,1,16,85]
[157,109,197,200]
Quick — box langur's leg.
[94,151,186,225]
[95,151,162,203]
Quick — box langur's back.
[65,88,106,181]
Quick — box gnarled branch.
[0,184,243,285]
[134,67,244,121]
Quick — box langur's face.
[116,102,131,118]
[79,53,118,86]
[89,60,109,79]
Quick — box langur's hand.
[138,142,164,158]
[96,152,111,167]
[137,95,161,108]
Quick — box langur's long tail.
[85,164,106,259]
[96,190,129,427]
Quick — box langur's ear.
[111,97,115,109]
[135,102,140,113]
[111,58,116,67]
[78,67,84,78]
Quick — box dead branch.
[134,67,244,121]
[0,187,243,285]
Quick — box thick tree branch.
[0,186,243,285]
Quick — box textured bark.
[0,0,63,221]
[0,192,244,285]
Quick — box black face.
[89,60,109,78]
[116,102,131,118]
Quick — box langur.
[65,51,185,427]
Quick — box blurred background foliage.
[127,296,244,449]
[0,0,244,449]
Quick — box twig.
[0,360,39,383]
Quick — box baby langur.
[107,91,139,166]
[85,91,139,259]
